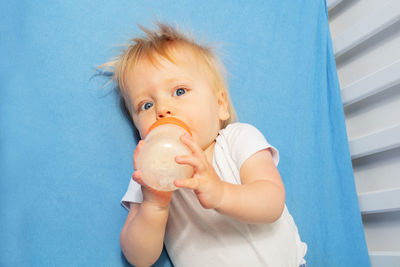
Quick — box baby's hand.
[174,134,224,210]
[132,140,172,209]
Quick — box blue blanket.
[0,0,370,266]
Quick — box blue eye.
[140,102,153,111]
[174,88,187,96]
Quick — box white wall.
[328,0,400,266]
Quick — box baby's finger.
[132,170,146,186]
[175,154,205,173]
[180,133,203,156]
[174,177,199,190]
[133,140,146,170]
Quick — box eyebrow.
[166,76,195,86]
[165,77,185,85]
[131,76,193,99]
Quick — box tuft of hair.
[97,21,237,127]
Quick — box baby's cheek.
[133,119,149,138]
[133,125,146,139]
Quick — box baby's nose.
[156,106,172,119]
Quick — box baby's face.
[124,48,230,152]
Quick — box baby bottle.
[136,117,194,191]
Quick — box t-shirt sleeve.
[226,123,279,169]
[121,179,143,210]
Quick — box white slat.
[358,188,400,214]
[329,0,400,260]
[369,251,400,267]
[326,0,342,11]
[349,124,400,159]
[333,1,400,57]
[341,60,400,106]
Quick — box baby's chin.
[199,138,217,152]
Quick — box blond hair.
[98,21,237,128]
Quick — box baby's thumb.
[133,140,146,169]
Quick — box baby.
[101,22,307,267]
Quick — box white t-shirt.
[122,122,307,267]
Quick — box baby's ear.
[217,91,230,121]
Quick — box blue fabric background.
[1,0,370,266]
